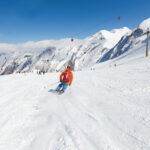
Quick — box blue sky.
[0,0,150,43]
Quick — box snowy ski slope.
[0,39,150,150]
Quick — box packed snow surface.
[0,38,150,150]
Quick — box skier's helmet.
[67,65,71,69]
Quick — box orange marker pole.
[146,29,149,57]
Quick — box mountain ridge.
[1,18,150,75]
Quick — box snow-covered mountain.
[73,27,130,70]
[100,18,150,62]
[0,27,130,75]
[1,18,150,75]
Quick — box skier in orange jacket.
[56,65,73,93]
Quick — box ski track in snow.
[0,54,150,150]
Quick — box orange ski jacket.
[60,68,73,85]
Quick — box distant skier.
[56,65,73,93]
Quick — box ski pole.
[44,81,59,89]
[49,81,59,86]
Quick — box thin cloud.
[0,38,81,53]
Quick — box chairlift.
[118,16,121,20]
[48,49,52,52]
[13,62,17,65]
[71,38,74,42]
